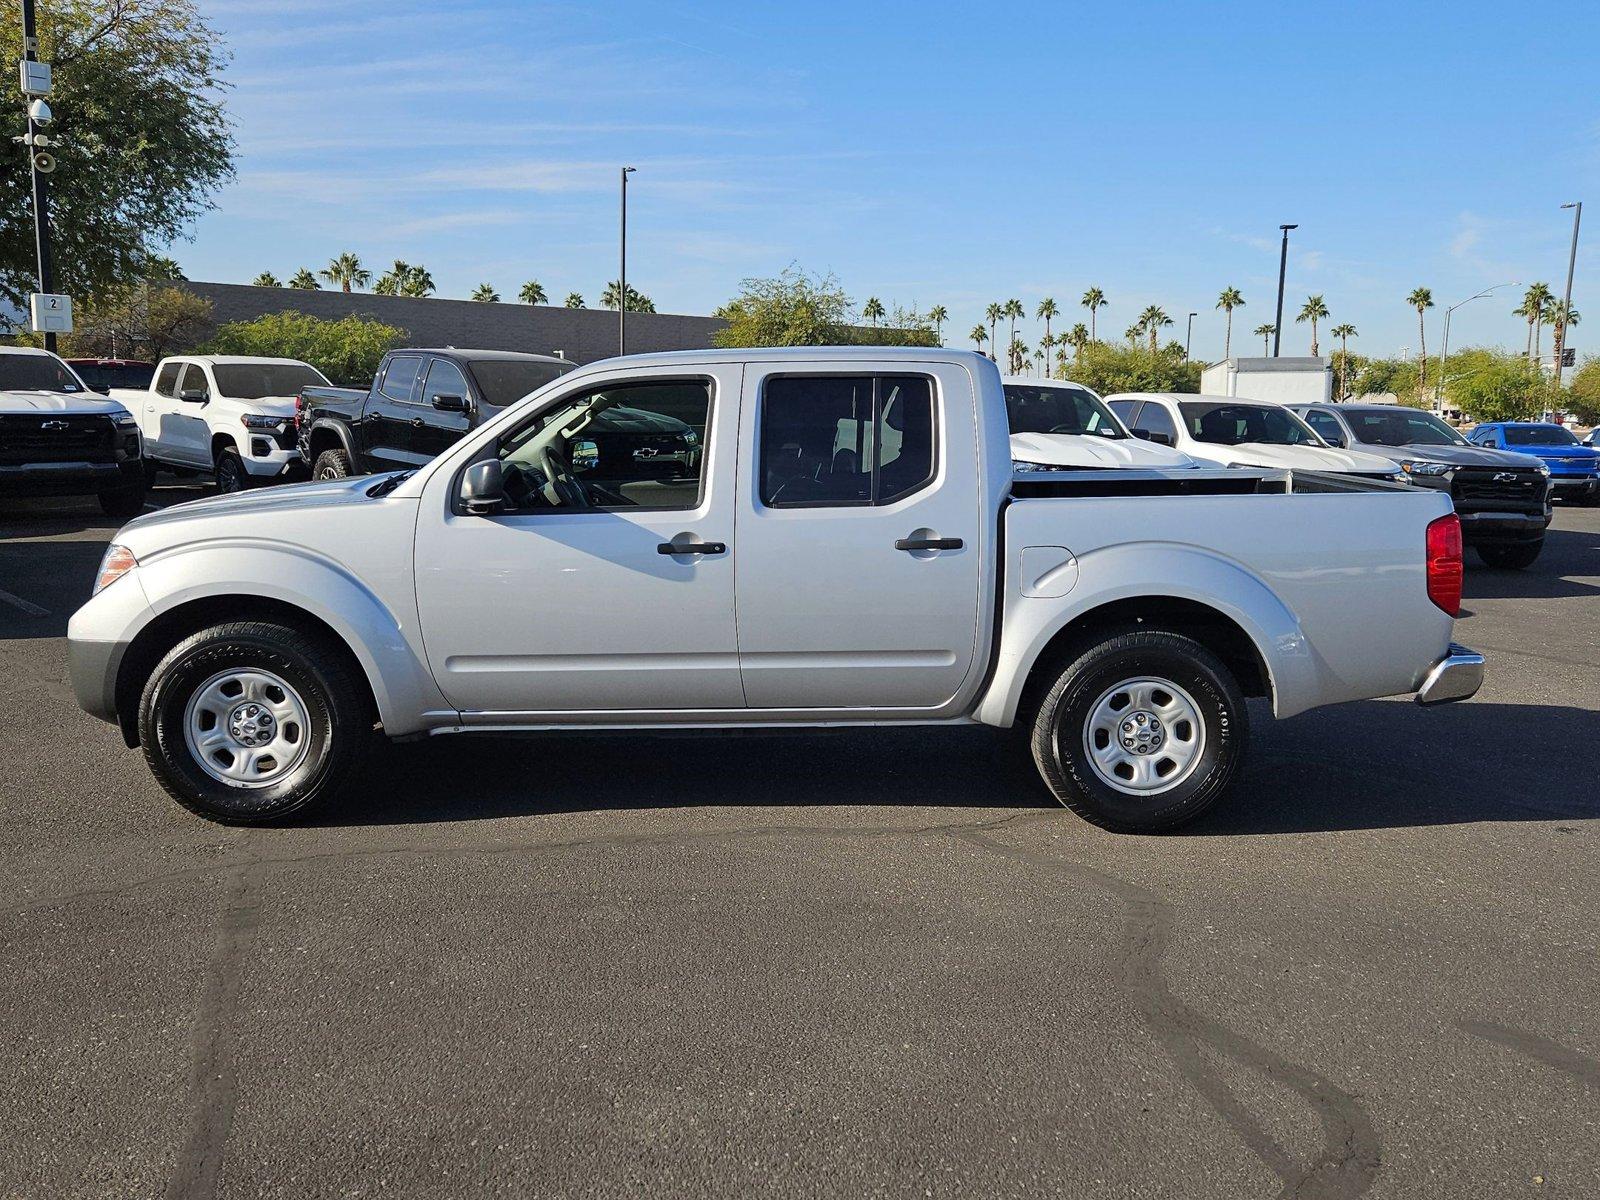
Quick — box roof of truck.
[399,347,569,362]
[574,347,992,369]
[1107,392,1281,406]
[168,355,317,366]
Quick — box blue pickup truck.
[1467,422,1599,505]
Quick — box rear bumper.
[1415,643,1484,706]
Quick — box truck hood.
[1010,431,1201,469]
[1502,443,1599,465]
[120,474,404,542]
[1197,442,1401,475]
[0,389,129,416]
[1347,442,1548,469]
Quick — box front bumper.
[1456,509,1551,544]
[1549,475,1597,498]
[1415,643,1485,706]
[239,440,303,478]
[0,459,143,498]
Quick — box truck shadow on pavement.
[1462,526,1600,601]
[323,697,1599,835]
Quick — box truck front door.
[414,357,475,464]
[169,363,214,467]
[733,363,984,711]
[414,365,743,714]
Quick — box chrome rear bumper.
[1415,643,1485,706]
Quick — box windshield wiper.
[365,471,414,498]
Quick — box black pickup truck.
[296,348,573,479]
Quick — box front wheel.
[215,448,250,494]
[1476,541,1542,570]
[1029,630,1248,832]
[139,621,373,823]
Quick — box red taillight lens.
[293,393,305,430]
[1425,514,1463,616]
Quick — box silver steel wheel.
[183,668,313,789]
[1081,675,1206,796]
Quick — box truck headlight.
[1012,459,1066,473]
[93,544,137,594]
[1535,463,1551,476]
[112,411,138,427]
[240,414,287,431]
[1399,459,1452,476]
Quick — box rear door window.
[379,355,423,404]
[758,375,936,507]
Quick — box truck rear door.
[733,361,984,711]
[363,353,425,471]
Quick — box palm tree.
[1137,305,1172,354]
[251,272,281,288]
[970,325,988,356]
[318,251,369,293]
[601,281,656,312]
[862,297,885,327]
[927,305,948,345]
[1515,283,1553,362]
[1036,297,1058,355]
[372,260,409,296]
[1296,294,1330,356]
[1039,332,1055,376]
[471,283,500,302]
[1216,286,1244,359]
[518,280,548,305]
[287,268,319,290]
[1081,287,1106,341]
[985,302,1003,356]
[1253,323,1276,354]
[564,292,585,309]
[1124,324,1142,347]
[1032,347,1046,376]
[1407,287,1433,388]
[1550,300,1581,374]
[1008,335,1028,375]
[1330,323,1358,399]
[1068,323,1089,366]
[1004,299,1024,351]
[402,265,435,298]
[1055,345,1069,378]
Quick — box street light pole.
[1185,312,1197,360]
[1273,224,1297,358]
[1555,201,1582,386]
[19,0,58,353]
[619,166,636,356]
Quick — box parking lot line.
[0,585,49,616]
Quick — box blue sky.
[183,0,1599,363]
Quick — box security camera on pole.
[16,0,70,351]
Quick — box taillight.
[1425,514,1463,616]
[293,393,305,431]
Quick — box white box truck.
[1201,357,1333,406]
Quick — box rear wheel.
[313,449,353,480]
[1029,630,1247,832]
[139,620,372,824]
[1477,541,1542,570]
[215,448,250,494]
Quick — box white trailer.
[1201,357,1333,406]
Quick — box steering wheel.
[537,444,589,508]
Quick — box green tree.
[471,283,500,302]
[1036,297,1058,356]
[143,255,185,281]
[1330,323,1358,399]
[985,302,1003,355]
[373,260,433,297]
[0,0,233,308]
[287,268,319,290]
[204,311,406,385]
[969,324,988,355]
[601,280,656,313]
[26,283,212,359]
[1072,340,1203,396]
[862,296,885,326]
[1566,356,1600,425]
[713,266,852,347]
[1081,287,1106,341]
[1007,335,1028,374]
[318,252,369,293]
[1252,323,1276,353]
[927,305,948,345]
[1004,298,1024,351]
[1067,323,1089,366]
[251,272,281,288]
[1137,305,1172,354]
[1216,286,1244,359]
[1296,294,1329,356]
[1515,283,1554,362]
[1407,287,1434,389]
[517,280,548,305]
[564,292,585,308]
[1549,300,1580,377]
[1444,353,1549,423]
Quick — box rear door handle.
[895,537,963,551]
[658,540,726,555]
[410,417,425,428]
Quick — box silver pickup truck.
[68,348,1482,831]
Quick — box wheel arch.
[305,418,355,464]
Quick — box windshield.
[212,363,328,399]
[470,359,572,408]
[1504,425,1579,446]
[1004,383,1123,437]
[1348,409,1465,447]
[0,352,85,393]
[72,362,155,392]
[1179,402,1321,446]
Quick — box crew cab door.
[733,362,983,711]
[362,354,426,471]
[413,356,475,463]
[152,361,212,467]
[413,364,742,714]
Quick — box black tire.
[99,479,147,519]
[139,620,372,824]
[1476,541,1542,570]
[313,449,353,480]
[215,448,250,494]
[1029,630,1248,833]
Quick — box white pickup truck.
[69,348,1482,831]
[112,355,330,492]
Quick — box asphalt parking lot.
[2,485,1597,1199]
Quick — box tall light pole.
[619,166,636,356]
[1185,311,1197,360]
[1554,201,1582,386]
[1436,281,1519,412]
[1273,224,1297,357]
[19,0,59,353]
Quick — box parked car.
[1584,429,1598,448]
[1465,422,1600,505]
[297,348,573,479]
[66,358,156,395]
[1003,377,1205,470]
[112,356,330,493]
[0,346,146,517]
[1106,393,1405,479]
[1292,403,1552,570]
[70,348,1482,833]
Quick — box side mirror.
[431,393,472,414]
[570,438,599,472]
[461,459,506,515]
[1131,429,1153,441]
[179,388,208,404]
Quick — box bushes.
[1067,340,1202,395]
[204,311,405,384]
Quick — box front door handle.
[410,417,425,428]
[658,540,726,556]
[895,536,963,552]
